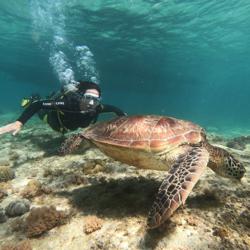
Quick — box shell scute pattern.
[86,115,204,152]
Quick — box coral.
[84,215,104,234]
[185,216,199,227]
[0,240,32,250]
[5,199,30,217]
[81,159,107,175]
[0,182,11,191]
[43,168,63,178]
[0,166,15,182]
[62,173,85,186]
[0,207,7,223]
[9,151,20,161]
[83,163,104,175]
[0,189,7,201]
[239,210,250,228]
[9,217,26,233]
[212,226,229,239]
[20,180,52,199]
[25,206,68,238]
[20,180,42,198]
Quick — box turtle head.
[209,148,246,180]
[221,153,246,180]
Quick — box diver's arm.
[0,99,72,136]
[0,99,55,136]
[0,101,45,136]
[0,100,48,136]
[98,104,127,116]
[17,101,44,124]
[17,99,69,125]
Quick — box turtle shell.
[84,115,205,153]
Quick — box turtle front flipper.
[147,147,209,229]
[59,133,86,155]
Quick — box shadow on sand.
[28,135,65,156]
[57,176,160,218]
[56,175,224,249]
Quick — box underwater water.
[0,0,250,133]
[0,1,250,250]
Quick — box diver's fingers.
[12,121,22,136]
[0,121,22,136]
[12,128,21,136]
[0,124,14,135]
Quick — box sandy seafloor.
[0,114,249,250]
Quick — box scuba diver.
[0,81,126,135]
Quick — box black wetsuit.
[17,92,125,133]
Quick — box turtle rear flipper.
[147,147,209,229]
[59,133,87,155]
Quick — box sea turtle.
[60,115,246,228]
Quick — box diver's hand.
[0,121,23,136]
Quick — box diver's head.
[77,81,101,110]
[84,89,100,106]
[77,81,101,96]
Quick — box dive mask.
[79,92,101,111]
